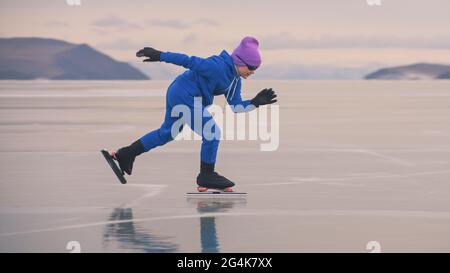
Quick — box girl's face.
[236,65,255,79]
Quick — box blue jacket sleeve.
[160,52,219,78]
[226,80,255,113]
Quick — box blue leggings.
[139,81,220,164]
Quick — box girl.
[108,36,277,191]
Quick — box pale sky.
[1,0,450,74]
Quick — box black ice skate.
[196,171,236,192]
[101,149,127,184]
[113,140,145,176]
[100,140,145,184]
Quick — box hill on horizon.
[0,37,149,80]
[365,63,450,80]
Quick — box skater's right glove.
[136,47,162,62]
[250,88,277,108]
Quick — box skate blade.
[186,190,247,198]
[101,149,127,184]
[196,186,234,192]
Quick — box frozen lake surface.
[1,80,450,252]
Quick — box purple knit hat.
[231,36,261,68]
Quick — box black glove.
[251,88,277,107]
[136,47,162,62]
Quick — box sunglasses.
[236,55,259,71]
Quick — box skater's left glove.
[251,88,277,107]
[136,47,162,62]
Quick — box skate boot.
[196,161,235,192]
[113,140,145,175]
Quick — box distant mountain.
[0,37,149,80]
[365,63,450,80]
[436,71,450,79]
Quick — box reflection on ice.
[188,197,247,253]
[103,208,178,253]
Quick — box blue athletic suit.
[139,50,254,164]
